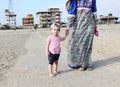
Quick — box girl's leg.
[48,64,54,77]
[53,61,58,75]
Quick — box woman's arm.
[66,0,77,28]
[67,15,76,28]
[92,0,98,23]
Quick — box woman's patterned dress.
[67,0,97,69]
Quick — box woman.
[66,0,98,71]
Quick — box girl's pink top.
[47,35,63,54]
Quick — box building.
[5,9,16,28]
[48,8,61,25]
[36,8,61,28]
[99,14,119,24]
[22,14,34,29]
[36,11,51,28]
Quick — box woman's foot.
[87,67,94,71]
[79,67,86,71]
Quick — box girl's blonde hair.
[50,23,60,31]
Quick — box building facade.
[22,14,34,28]
[5,9,16,28]
[99,14,119,24]
[36,8,61,28]
[36,11,51,28]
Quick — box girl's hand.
[46,51,50,56]
[65,28,69,36]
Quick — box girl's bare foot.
[49,73,54,77]
[53,71,58,75]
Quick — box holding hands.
[65,26,70,36]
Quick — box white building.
[5,9,16,28]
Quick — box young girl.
[46,23,69,77]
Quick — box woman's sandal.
[87,67,94,71]
[79,67,87,71]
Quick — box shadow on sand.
[59,56,120,74]
[94,56,120,69]
[58,68,77,75]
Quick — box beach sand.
[0,24,120,87]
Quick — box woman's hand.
[94,26,99,37]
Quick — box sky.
[0,0,120,26]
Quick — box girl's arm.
[46,41,50,56]
[61,29,69,41]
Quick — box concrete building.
[5,9,16,28]
[99,14,119,24]
[22,14,34,29]
[36,8,61,28]
[36,11,51,28]
[48,8,61,25]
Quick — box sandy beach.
[0,24,120,87]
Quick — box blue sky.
[0,0,120,26]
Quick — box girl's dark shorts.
[48,53,60,65]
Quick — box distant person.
[66,0,98,71]
[14,27,16,31]
[34,24,37,30]
[46,23,69,77]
